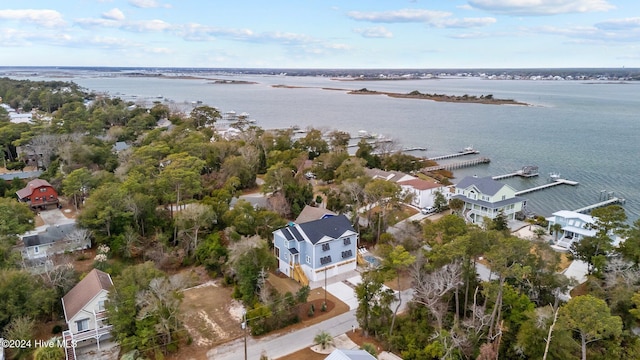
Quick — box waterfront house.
[61,268,114,359]
[273,214,358,288]
[16,179,59,209]
[364,168,414,183]
[545,210,624,249]
[452,176,525,225]
[397,178,445,209]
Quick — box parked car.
[421,206,436,215]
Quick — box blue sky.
[1,0,639,68]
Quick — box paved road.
[207,310,358,360]
[207,289,414,360]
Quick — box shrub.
[321,302,327,312]
[361,343,378,357]
[52,325,62,334]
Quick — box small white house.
[546,210,624,249]
[61,269,114,359]
[18,223,91,264]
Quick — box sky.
[1,0,639,69]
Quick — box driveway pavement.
[38,209,75,226]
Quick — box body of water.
[30,72,640,223]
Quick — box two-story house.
[397,178,445,209]
[546,210,624,249]
[452,176,525,225]
[61,268,113,360]
[273,214,358,288]
[16,179,59,209]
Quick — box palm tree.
[550,223,563,243]
[314,330,334,350]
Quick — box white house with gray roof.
[273,214,358,287]
[452,176,525,225]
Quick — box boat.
[549,172,561,181]
[462,145,475,152]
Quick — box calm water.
[44,73,640,223]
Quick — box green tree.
[0,198,34,236]
[295,128,328,160]
[189,105,220,128]
[61,168,93,210]
[156,152,205,214]
[447,198,464,215]
[559,294,622,360]
[381,245,415,337]
[32,338,65,360]
[433,190,447,213]
[107,262,167,355]
[355,271,395,337]
[617,219,640,265]
[0,270,56,331]
[3,316,35,360]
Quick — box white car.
[421,206,436,215]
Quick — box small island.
[348,88,529,106]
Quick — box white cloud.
[0,9,66,27]
[347,8,495,28]
[468,0,615,16]
[128,0,172,9]
[348,9,452,23]
[353,26,393,38]
[595,17,640,30]
[102,8,125,21]
[123,19,172,32]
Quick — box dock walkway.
[428,150,479,161]
[514,178,579,196]
[422,157,490,172]
[574,197,626,213]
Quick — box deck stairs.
[292,264,309,286]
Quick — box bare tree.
[412,258,463,329]
[175,203,216,257]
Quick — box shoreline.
[347,88,529,106]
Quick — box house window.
[35,197,39,201]
[284,240,289,248]
[275,247,280,258]
[40,188,47,192]
[34,246,40,254]
[320,256,332,265]
[322,243,330,251]
[306,255,311,264]
[343,238,351,246]
[502,195,506,200]
[98,300,107,312]
[76,318,89,332]
[50,195,54,199]
[342,250,353,258]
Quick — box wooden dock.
[574,197,626,213]
[492,166,539,180]
[402,146,427,152]
[514,178,579,196]
[422,157,490,172]
[428,150,479,161]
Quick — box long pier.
[492,166,539,180]
[574,197,626,213]
[428,150,479,161]
[514,178,579,196]
[422,157,490,172]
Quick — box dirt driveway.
[169,281,245,360]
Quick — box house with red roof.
[15,179,59,209]
[61,268,114,359]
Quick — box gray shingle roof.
[22,223,77,247]
[455,176,505,196]
[290,214,356,245]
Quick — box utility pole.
[242,311,247,360]
[324,267,327,306]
